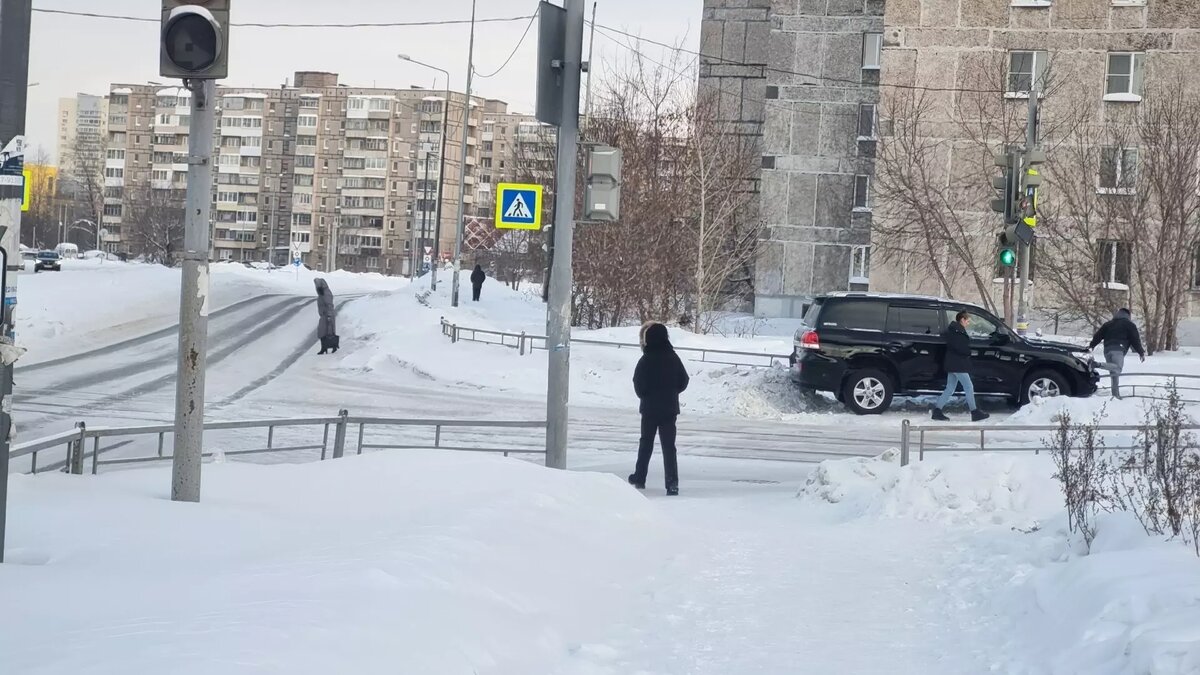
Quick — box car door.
[884,304,945,392]
[951,307,1013,394]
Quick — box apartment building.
[56,93,108,199]
[870,0,1200,318]
[89,71,546,274]
[699,0,882,318]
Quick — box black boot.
[317,336,328,355]
[931,408,950,421]
[666,485,679,496]
[627,474,645,490]
[971,409,990,422]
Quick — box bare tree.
[60,131,106,249]
[125,188,185,265]
[686,92,762,334]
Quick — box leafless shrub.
[1046,409,1111,548]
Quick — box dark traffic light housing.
[160,1,230,80]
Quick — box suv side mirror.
[990,331,1010,346]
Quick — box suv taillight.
[800,330,820,350]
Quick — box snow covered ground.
[5,263,1200,673]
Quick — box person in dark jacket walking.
[629,323,690,496]
[1089,307,1146,399]
[314,278,338,355]
[470,264,486,302]
[932,311,989,422]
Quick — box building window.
[856,104,877,140]
[862,33,883,70]
[765,85,779,99]
[1097,240,1131,288]
[1105,52,1144,102]
[853,175,871,211]
[761,156,776,170]
[1099,147,1138,193]
[849,246,871,286]
[1006,50,1049,96]
[298,115,318,127]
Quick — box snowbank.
[798,451,1061,529]
[0,451,668,674]
[16,260,407,362]
[331,281,814,419]
[1002,513,1200,675]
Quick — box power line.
[593,21,1009,96]
[33,7,535,29]
[474,8,540,79]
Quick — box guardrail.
[10,412,547,476]
[440,318,792,369]
[899,418,1200,466]
[1094,372,1200,403]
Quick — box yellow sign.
[495,183,543,230]
[21,168,30,212]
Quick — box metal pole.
[1016,83,1038,337]
[582,1,598,132]
[450,0,477,308]
[0,0,32,563]
[545,0,585,470]
[171,78,216,503]
[418,150,431,277]
[432,80,450,291]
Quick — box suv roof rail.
[819,291,988,311]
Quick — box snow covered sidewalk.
[552,481,1004,674]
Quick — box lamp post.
[398,54,451,290]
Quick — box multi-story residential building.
[700,0,882,318]
[869,0,1200,322]
[56,93,108,205]
[85,71,546,274]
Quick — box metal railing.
[10,411,547,475]
[1094,372,1200,403]
[440,318,792,369]
[899,418,1200,466]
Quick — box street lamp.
[398,53,451,290]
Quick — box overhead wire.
[33,7,536,29]
[473,7,540,79]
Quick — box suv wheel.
[842,369,894,415]
[1022,369,1069,404]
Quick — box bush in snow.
[1046,384,1200,556]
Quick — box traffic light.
[584,145,622,222]
[990,151,1019,225]
[998,228,1019,267]
[160,1,230,80]
[1019,147,1045,236]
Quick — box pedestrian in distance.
[932,311,989,422]
[1089,307,1146,400]
[628,323,690,496]
[470,264,486,302]
[314,278,339,355]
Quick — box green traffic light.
[999,248,1017,267]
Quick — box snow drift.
[0,451,668,674]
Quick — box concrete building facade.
[700,0,882,318]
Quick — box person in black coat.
[1089,307,1146,399]
[628,323,690,495]
[470,264,486,302]
[931,311,988,422]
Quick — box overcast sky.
[27,0,702,162]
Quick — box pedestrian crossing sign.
[495,183,543,230]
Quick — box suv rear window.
[818,300,887,332]
[886,306,942,335]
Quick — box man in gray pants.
[1088,308,1146,399]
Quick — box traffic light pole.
[449,0,477,307]
[545,0,585,470]
[171,78,215,503]
[1016,85,1039,337]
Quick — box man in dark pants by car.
[932,311,989,422]
[629,323,690,496]
[1089,307,1145,399]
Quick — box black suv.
[791,293,1099,415]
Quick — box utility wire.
[474,8,540,79]
[592,21,1010,96]
[33,7,535,29]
